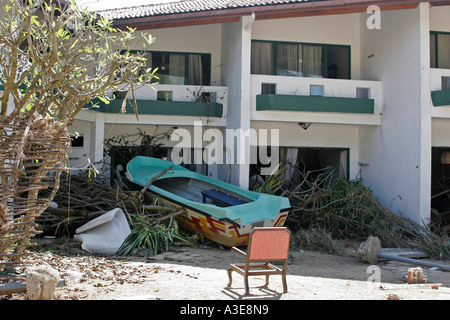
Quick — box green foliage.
[117,215,193,256]
[0,0,155,121]
[254,163,285,194]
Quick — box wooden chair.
[227,227,291,295]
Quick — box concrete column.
[418,2,432,225]
[222,15,253,188]
[93,113,105,164]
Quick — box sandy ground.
[2,237,450,302]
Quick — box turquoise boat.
[126,156,290,247]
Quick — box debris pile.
[251,165,450,260]
[431,209,450,235]
[37,170,195,256]
[36,172,142,235]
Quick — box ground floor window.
[431,147,450,211]
[250,146,349,184]
[431,147,450,233]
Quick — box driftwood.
[44,207,87,218]
[154,209,186,226]
[140,165,174,194]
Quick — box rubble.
[356,235,381,264]
[26,265,60,300]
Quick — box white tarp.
[74,208,131,255]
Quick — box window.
[442,77,450,90]
[71,136,84,148]
[261,83,276,94]
[251,41,350,79]
[141,51,211,85]
[356,88,370,99]
[251,42,273,75]
[276,43,302,76]
[431,32,450,69]
[250,147,349,181]
[310,85,324,96]
[157,91,173,101]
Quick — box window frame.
[430,31,450,69]
[135,50,212,86]
[251,39,351,80]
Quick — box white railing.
[132,84,228,106]
[430,68,450,92]
[98,83,229,126]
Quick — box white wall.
[359,4,432,224]
[432,118,450,147]
[430,5,450,32]
[137,24,223,85]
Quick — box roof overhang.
[110,0,450,30]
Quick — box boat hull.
[153,193,288,247]
[126,156,291,247]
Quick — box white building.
[70,0,450,226]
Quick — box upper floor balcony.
[83,84,228,126]
[430,30,450,117]
[431,68,450,113]
[250,75,383,126]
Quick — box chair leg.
[244,276,249,295]
[265,274,270,286]
[227,269,232,287]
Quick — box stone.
[26,265,60,300]
[357,235,382,264]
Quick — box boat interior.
[153,177,251,207]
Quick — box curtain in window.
[187,54,203,85]
[303,45,323,78]
[167,54,185,84]
[430,33,437,68]
[339,150,348,180]
[284,148,298,184]
[443,77,450,90]
[277,44,301,76]
[251,42,273,75]
[437,34,450,69]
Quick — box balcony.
[83,84,228,126]
[431,69,450,108]
[251,75,382,125]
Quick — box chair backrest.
[247,227,291,261]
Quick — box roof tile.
[95,0,324,20]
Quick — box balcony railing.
[251,75,383,125]
[86,84,227,122]
[431,69,450,108]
